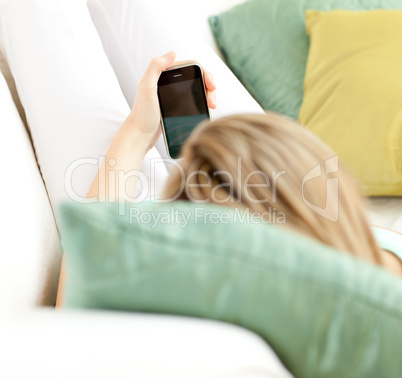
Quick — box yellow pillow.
[299,10,402,196]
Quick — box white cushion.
[90,0,264,122]
[0,309,293,378]
[0,0,168,216]
[0,71,61,307]
[135,0,248,57]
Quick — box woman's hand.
[123,51,217,152]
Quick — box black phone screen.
[158,65,209,158]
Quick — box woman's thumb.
[146,51,176,83]
[161,51,176,67]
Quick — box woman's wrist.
[119,119,154,154]
[87,119,152,202]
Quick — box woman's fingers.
[206,89,217,109]
[203,68,216,92]
[203,68,217,109]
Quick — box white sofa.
[0,0,401,377]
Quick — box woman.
[56,51,402,306]
[85,51,402,275]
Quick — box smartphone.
[157,63,210,159]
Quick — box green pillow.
[209,0,402,120]
[60,201,402,378]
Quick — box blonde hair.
[162,112,381,265]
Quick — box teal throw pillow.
[60,201,402,378]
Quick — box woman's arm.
[88,51,176,201]
[56,52,216,306]
[88,51,216,200]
